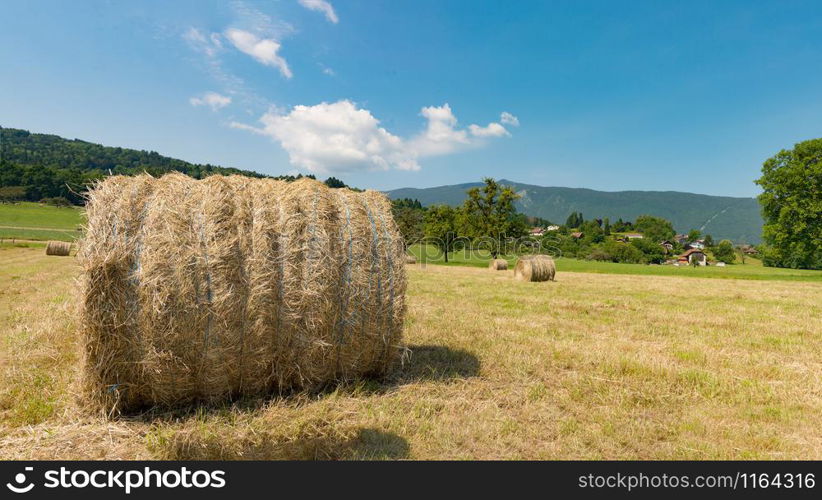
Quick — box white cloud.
[298,0,339,23]
[182,3,293,109]
[232,1,295,39]
[225,28,292,78]
[232,101,511,174]
[190,91,232,111]
[184,28,222,57]
[409,104,470,156]
[500,111,520,127]
[231,101,416,173]
[469,122,510,137]
[182,28,254,106]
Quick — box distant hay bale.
[405,255,416,264]
[78,173,406,414]
[45,241,71,256]
[514,255,555,282]
[488,258,508,270]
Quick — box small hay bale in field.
[514,255,555,282]
[488,258,508,271]
[405,255,416,264]
[45,241,71,256]
[78,173,407,414]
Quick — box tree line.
[394,180,743,265]
[0,127,362,205]
[393,178,528,262]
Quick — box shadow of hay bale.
[109,345,479,419]
[398,344,480,382]
[308,344,480,395]
[150,424,409,460]
[349,428,410,460]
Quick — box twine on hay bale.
[78,173,407,414]
[514,255,555,282]
[488,258,508,271]
[45,241,72,256]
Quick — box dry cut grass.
[1,247,820,459]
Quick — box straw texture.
[46,241,72,256]
[488,259,508,270]
[513,255,556,282]
[78,173,406,414]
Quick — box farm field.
[408,244,822,282]
[1,246,820,459]
[0,202,84,242]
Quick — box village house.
[659,240,674,252]
[570,232,584,239]
[545,225,560,231]
[684,239,705,251]
[740,244,758,255]
[624,233,644,239]
[679,248,707,266]
[529,227,545,237]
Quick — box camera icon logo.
[6,467,35,494]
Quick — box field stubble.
[1,247,820,459]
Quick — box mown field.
[0,202,84,242]
[1,246,820,459]
[408,244,822,282]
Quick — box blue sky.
[1,0,821,196]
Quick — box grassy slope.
[407,244,822,282]
[1,247,820,459]
[0,202,83,241]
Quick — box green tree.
[580,219,605,244]
[595,240,646,263]
[687,229,701,242]
[713,240,737,264]
[630,237,667,264]
[634,215,676,243]
[703,234,714,247]
[461,178,523,258]
[324,176,347,188]
[0,185,27,202]
[392,206,424,248]
[392,197,423,210]
[424,204,458,263]
[603,217,611,236]
[755,138,822,269]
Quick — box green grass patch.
[0,227,81,242]
[0,241,46,249]
[407,244,822,282]
[0,202,84,241]
[0,202,84,229]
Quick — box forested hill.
[0,127,272,204]
[388,179,764,244]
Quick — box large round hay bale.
[78,173,407,414]
[488,258,508,270]
[513,255,555,282]
[45,241,71,256]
